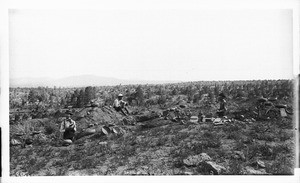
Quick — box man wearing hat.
[60,110,77,140]
[216,93,227,117]
[113,94,130,116]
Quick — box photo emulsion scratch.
[8,9,297,176]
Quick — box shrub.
[202,131,214,139]
[247,143,273,160]
[201,138,221,149]
[256,132,276,141]
[278,130,292,141]
[44,121,58,135]
[266,154,294,175]
[227,131,242,140]
[276,118,293,129]
[226,159,244,175]
[223,124,242,133]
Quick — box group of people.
[59,92,227,142]
[60,93,130,142]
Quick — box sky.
[9,9,293,81]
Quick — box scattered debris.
[99,141,108,145]
[213,118,225,126]
[189,116,199,123]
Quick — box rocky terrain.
[10,101,295,176]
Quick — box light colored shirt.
[60,118,76,132]
[219,99,227,111]
[113,99,125,108]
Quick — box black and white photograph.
[1,0,299,182]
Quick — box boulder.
[101,126,111,135]
[85,128,96,135]
[244,166,267,175]
[135,112,160,122]
[256,160,266,168]
[183,153,212,166]
[279,108,287,117]
[201,161,226,175]
[250,160,266,168]
[63,139,72,145]
[233,151,246,161]
[123,116,136,125]
[10,139,22,146]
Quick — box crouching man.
[113,94,130,116]
[60,110,76,141]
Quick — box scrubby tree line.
[9,79,294,119]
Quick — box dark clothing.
[217,110,225,117]
[114,106,128,116]
[114,106,122,112]
[217,99,227,117]
[63,128,75,140]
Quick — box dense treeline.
[9,79,294,122]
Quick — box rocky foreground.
[10,105,295,176]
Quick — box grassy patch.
[256,132,276,142]
[225,159,244,175]
[277,129,293,141]
[266,154,294,175]
[227,131,243,140]
[247,143,291,161]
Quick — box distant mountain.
[9,75,180,87]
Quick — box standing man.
[113,94,130,116]
[60,110,76,141]
[216,93,227,117]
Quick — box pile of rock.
[183,153,226,175]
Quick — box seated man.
[60,110,76,141]
[113,94,130,116]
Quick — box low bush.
[266,154,294,175]
[278,130,293,141]
[223,124,242,133]
[276,118,293,129]
[226,159,244,175]
[256,132,276,142]
[44,121,58,135]
[227,131,242,140]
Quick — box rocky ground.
[10,103,295,176]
